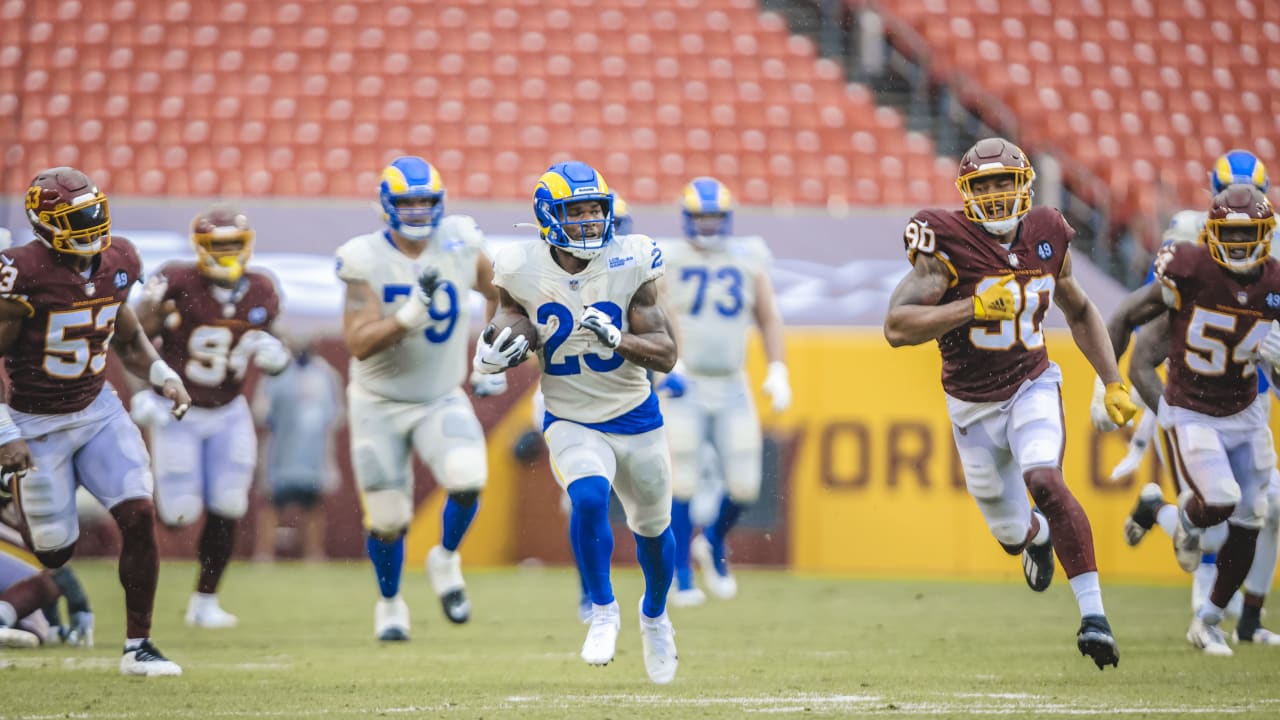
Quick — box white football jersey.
[493,233,665,425]
[336,215,483,404]
[660,236,771,376]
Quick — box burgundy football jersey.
[152,262,280,408]
[902,206,1074,402]
[0,237,142,414]
[1156,243,1280,416]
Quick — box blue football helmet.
[533,161,614,259]
[1210,150,1270,194]
[681,176,733,248]
[611,190,634,235]
[379,156,445,240]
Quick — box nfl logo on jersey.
[1008,253,1019,268]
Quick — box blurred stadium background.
[2,0,1279,587]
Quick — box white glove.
[579,307,621,350]
[1258,320,1280,367]
[1109,411,1155,481]
[470,370,508,397]
[762,361,792,412]
[250,333,290,374]
[1090,376,1119,432]
[129,390,172,428]
[393,267,440,330]
[472,326,529,375]
[64,610,94,648]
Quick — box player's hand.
[762,361,792,412]
[470,370,508,397]
[64,610,94,648]
[1104,381,1139,427]
[579,307,621,349]
[472,326,528,374]
[129,390,172,428]
[973,275,1016,321]
[0,438,34,481]
[161,380,191,421]
[1090,376,1120,432]
[393,267,439,330]
[656,366,687,398]
[1258,321,1280,367]
[245,331,290,374]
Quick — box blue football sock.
[570,518,589,600]
[568,476,615,606]
[441,493,480,552]
[671,499,694,590]
[635,528,676,618]
[365,534,405,599]
[706,496,745,575]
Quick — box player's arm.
[753,271,785,364]
[883,254,973,346]
[132,272,170,339]
[1105,281,1168,360]
[475,251,499,326]
[110,303,191,419]
[1128,314,1170,411]
[615,279,678,373]
[341,278,415,361]
[0,300,33,477]
[1055,250,1124,384]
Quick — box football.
[485,311,540,353]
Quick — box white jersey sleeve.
[337,219,481,404]
[493,234,662,427]
[663,235,770,376]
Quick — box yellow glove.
[1104,381,1139,427]
[973,275,1016,321]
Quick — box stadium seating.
[3,0,958,207]
[867,0,1280,232]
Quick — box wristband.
[150,360,181,387]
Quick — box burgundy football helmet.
[1204,183,1274,273]
[25,167,111,255]
[190,202,254,282]
[955,138,1035,236]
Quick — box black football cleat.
[1077,615,1119,670]
[440,589,471,625]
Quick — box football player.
[1104,150,1273,625]
[475,161,680,684]
[883,138,1134,669]
[0,167,190,676]
[130,203,288,629]
[336,156,501,640]
[1106,183,1280,656]
[659,177,789,606]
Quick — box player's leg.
[1237,469,1280,643]
[74,403,181,676]
[349,391,415,641]
[414,390,487,624]
[187,400,257,628]
[544,421,620,665]
[1008,382,1118,669]
[663,390,705,605]
[610,427,678,684]
[695,391,762,601]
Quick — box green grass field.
[2,560,1279,719]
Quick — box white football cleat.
[0,626,40,648]
[1234,626,1280,645]
[581,601,621,665]
[1173,491,1202,574]
[120,640,183,677]
[185,594,238,629]
[1187,616,1233,657]
[426,545,470,624]
[375,596,411,642]
[669,587,707,608]
[691,534,738,600]
[638,599,678,684]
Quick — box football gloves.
[472,326,529,375]
[579,307,621,349]
[1091,376,1139,431]
[470,370,508,397]
[129,390,172,428]
[762,361,792,412]
[394,266,441,330]
[973,275,1016,322]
